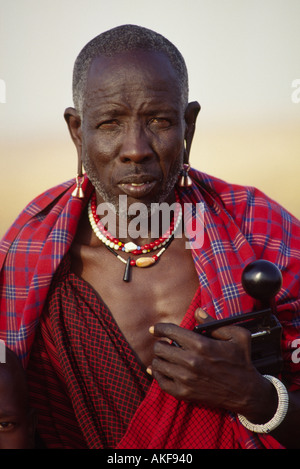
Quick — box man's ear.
[184,101,201,162]
[64,107,83,159]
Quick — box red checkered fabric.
[0,169,299,448]
[27,253,152,448]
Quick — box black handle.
[193,260,283,335]
[241,260,282,309]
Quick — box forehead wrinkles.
[84,86,180,116]
[83,51,182,112]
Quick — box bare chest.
[70,237,199,368]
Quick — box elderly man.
[0,25,299,449]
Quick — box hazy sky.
[1,0,299,140]
[0,0,299,235]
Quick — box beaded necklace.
[88,191,182,281]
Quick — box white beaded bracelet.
[238,375,289,433]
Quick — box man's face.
[80,50,187,214]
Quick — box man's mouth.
[119,181,157,198]
[129,182,148,186]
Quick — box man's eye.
[97,120,119,130]
[149,118,171,129]
[0,422,16,431]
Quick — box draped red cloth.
[27,253,152,448]
[27,254,282,449]
[1,169,300,448]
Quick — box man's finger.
[149,323,194,342]
[194,307,225,339]
[149,322,210,350]
[194,308,215,324]
[194,307,252,343]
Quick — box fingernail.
[197,308,208,319]
[149,326,155,334]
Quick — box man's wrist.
[238,375,289,433]
[241,373,278,424]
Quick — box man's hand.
[148,308,277,421]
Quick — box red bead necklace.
[88,191,182,281]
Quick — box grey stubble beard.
[82,150,183,219]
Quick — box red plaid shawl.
[0,169,299,448]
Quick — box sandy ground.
[1,122,299,239]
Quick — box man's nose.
[119,124,153,163]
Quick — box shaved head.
[72,24,189,117]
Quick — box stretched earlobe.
[184,101,201,159]
[64,107,82,149]
[178,102,200,188]
[64,108,85,198]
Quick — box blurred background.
[0,0,299,238]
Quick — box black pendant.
[123,257,131,282]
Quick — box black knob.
[242,260,282,303]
